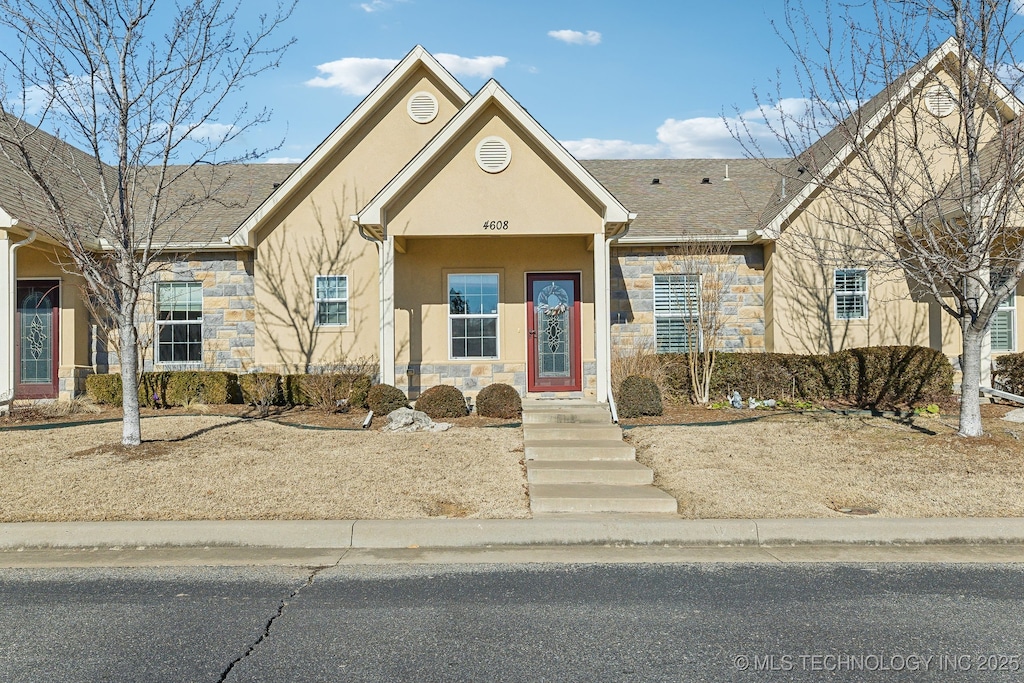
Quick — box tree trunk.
[118,308,142,447]
[958,322,985,437]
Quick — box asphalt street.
[1,561,1023,682]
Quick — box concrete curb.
[1,518,1024,550]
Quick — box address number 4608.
[483,220,509,230]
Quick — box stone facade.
[610,245,766,355]
[395,360,598,399]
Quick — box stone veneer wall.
[610,245,766,354]
[395,361,598,399]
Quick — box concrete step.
[522,409,612,425]
[525,439,636,461]
[523,423,623,441]
[526,460,654,485]
[529,484,678,514]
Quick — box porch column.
[0,231,12,409]
[379,235,396,386]
[594,232,609,403]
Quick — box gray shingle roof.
[583,158,784,240]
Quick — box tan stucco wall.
[393,236,596,368]
[252,66,465,371]
[386,103,605,237]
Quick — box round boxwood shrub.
[366,383,409,415]
[415,384,468,419]
[475,383,522,419]
[617,375,663,417]
[349,375,372,410]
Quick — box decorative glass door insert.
[15,281,60,399]
[527,273,581,392]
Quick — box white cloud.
[187,121,238,142]
[305,53,508,96]
[265,156,304,164]
[305,57,400,95]
[434,53,509,79]
[548,29,602,46]
[561,138,664,159]
[359,0,389,11]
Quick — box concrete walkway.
[521,398,677,514]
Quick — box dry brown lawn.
[0,416,528,522]
[628,407,1024,519]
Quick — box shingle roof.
[583,158,783,240]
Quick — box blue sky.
[236,0,809,162]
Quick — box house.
[1,42,1022,405]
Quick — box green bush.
[475,383,522,419]
[239,373,283,407]
[349,376,372,409]
[138,372,171,407]
[415,384,468,419]
[659,345,952,409]
[617,374,663,417]
[164,371,239,406]
[366,383,408,415]
[996,352,1024,396]
[86,373,123,406]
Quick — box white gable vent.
[407,91,438,124]
[475,136,512,173]
[924,85,955,117]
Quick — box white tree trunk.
[959,323,985,438]
[118,309,142,447]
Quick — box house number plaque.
[482,220,509,230]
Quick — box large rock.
[382,407,452,432]
[1003,408,1024,423]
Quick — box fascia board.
[356,80,631,227]
[228,46,472,246]
[0,205,15,228]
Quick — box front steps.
[522,399,677,515]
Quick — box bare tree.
[0,0,294,445]
[734,0,1024,436]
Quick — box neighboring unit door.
[527,273,582,392]
[15,280,60,399]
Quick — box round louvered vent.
[407,91,438,124]
[924,85,955,117]
[475,136,512,173]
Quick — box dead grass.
[0,416,528,522]
[628,407,1024,518]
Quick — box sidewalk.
[2,517,1024,550]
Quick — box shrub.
[366,383,408,415]
[617,374,663,417]
[86,373,122,406]
[349,376,372,409]
[996,352,1024,396]
[239,373,283,416]
[475,383,522,419]
[415,384,467,419]
[138,372,171,408]
[165,371,239,406]
[288,372,373,413]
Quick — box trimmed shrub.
[349,376,372,409]
[165,371,239,406]
[366,383,408,415]
[138,372,171,408]
[996,352,1024,396]
[475,383,522,419]
[286,372,374,412]
[415,384,468,419]
[239,373,283,412]
[618,374,663,417]
[86,373,123,406]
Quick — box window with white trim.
[156,282,202,363]
[654,274,700,353]
[315,275,348,326]
[834,269,868,320]
[991,272,1016,352]
[448,273,499,359]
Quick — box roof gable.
[355,79,633,233]
[227,45,472,247]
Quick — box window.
[156,282,202,363]
[654,274,700,353]
[449,273,498,359]
[991,272,1016,352]
[834,269,868,320]
[315,275,348,326]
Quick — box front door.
[15,280,60,399]
[527,273,581,392]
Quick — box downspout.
[3,228,37,410]
[604,219,632,423]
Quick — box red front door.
[527,273,581,392]
[15,280,61,399]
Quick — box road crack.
[216,557,342,682]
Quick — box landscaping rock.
[1002,408,1024,423]
[383,407,452,432]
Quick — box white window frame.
[834,268,868,320]
[448,272,500,360]
[992,274,1016,353]
[654,273,701,354]
[155,281,203,365]
[314,275,349,327]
